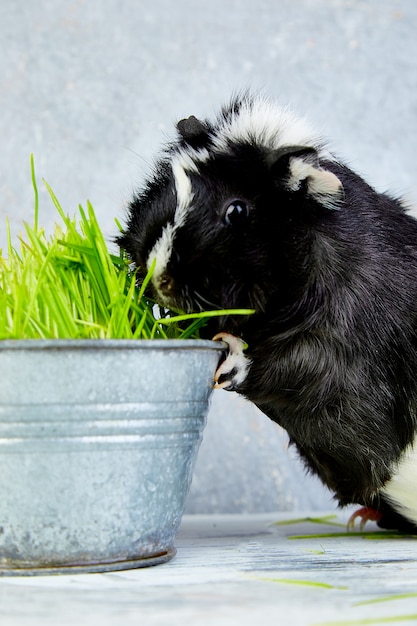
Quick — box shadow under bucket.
[0,339,224,575]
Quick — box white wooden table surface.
[1,511,417,626]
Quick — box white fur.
[381,434,417,525]
[212,96,330,159]
[288,158,343,209]
[175,146,210,173]
[147,156,193,279]
[148,150,207,283]
[172,155,194,226]
[146,222,175,277]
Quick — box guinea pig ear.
[176,115,209,149]
[267,145,344,210]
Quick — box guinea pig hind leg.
[212,332,251,391]
[347,507,382,531]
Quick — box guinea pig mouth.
[153,272,218,314]
[153,272,193,312]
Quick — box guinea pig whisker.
[179,284,196,313]
[193,290,219,311]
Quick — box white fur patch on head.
[172,155,194,225]
[288,158,343,209]
[381,435,417,526]
[146,157,191,285]
[146,222,175,275]
[212,95,330,159]
[170,147,210,228]
[147,148,209,285]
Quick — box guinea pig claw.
[347,507,382,531]
[212,377,233,390]
[213,358,236,390]
[213,332,246,353]
[212,332,250,390]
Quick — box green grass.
[0,157,253,340]
[271,514,416,540]
[272,514,346,528]
[254,576,348,590]
[313,615,417,626]
[355,593,417,607]
[287,531,411,540]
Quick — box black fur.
[119,95,417,532]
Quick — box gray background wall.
[1,0,416,513]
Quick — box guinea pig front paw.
[212,332,251,391]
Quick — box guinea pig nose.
[158,272,174,293]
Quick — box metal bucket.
[0,339,223,575]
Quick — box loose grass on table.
[0,158,252,340]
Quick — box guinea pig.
[118,93,417,533]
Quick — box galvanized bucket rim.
[0,338,225,352]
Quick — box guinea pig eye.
[223,200,249,226]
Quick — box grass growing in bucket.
[0,157,253,340]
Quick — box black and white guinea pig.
[119,93,417,533]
